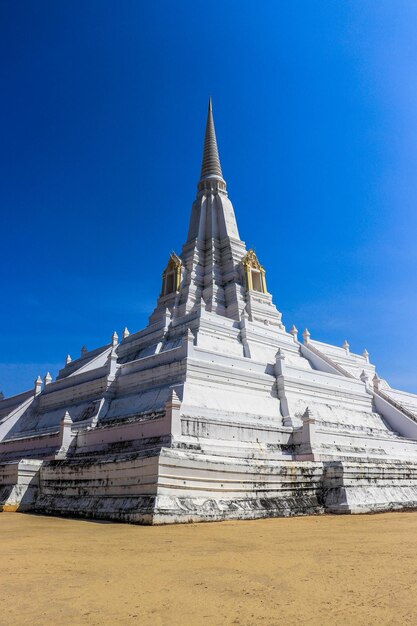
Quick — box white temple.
[2,100,417,523]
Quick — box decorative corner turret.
[81,346,88,357]
[122,327,130,340]
[44,372,52,386]
[373,373,381,391]
[342,339,350,354]
[299,406,317,459]
[290,325,298,342]
[165,388,182,438]
[274,347,286,377]
[111,331,119,347]
[108,339,118,380]
[186,328,195,346]
[181,328,197,356]
[242,250,267,294]
[34,376,43,395]
[302,328,311,345]
[56,410,75,459]
[65,354,72,365]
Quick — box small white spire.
[111,331,118,347]
[81,346,88,357]
[165,388,181,409]
[65,354,72,365]
[274,347,286,377]
[34,375,42,395]
[61,410,73,424]
[122,327,130,340]
[302,328,310,345]
[56,410,74,459]
[342,340,350,353]
[362,348,369,362]
[373,373,381,391]
[44,372,52,386]
[289,325,298,342]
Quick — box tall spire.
[199,98,224,184]
[150,98,282,326]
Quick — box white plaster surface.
[2,104,417,522]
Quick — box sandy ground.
[1,513,417,626]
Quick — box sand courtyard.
[1,512,417,625]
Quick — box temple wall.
[4,452,417,523]
[27,450,323,523]
[0,459,41,511]
[33,454,160,523]
[280,365,390,431]
[153,450,323,523]
[0,431,60,461]
[74,415,173,455]
[182,358,280,419]
[179,416,292,457]
[103,387,174,421]
[310,426,417,461]
[323,461,417,513]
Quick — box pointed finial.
[373,373,381,391]
[166,387,181,408]
[65,354,72,365]
[122,327,130,340]
[81,346,88,357]
[274,347,286,377]
[111,331,118,347]
[61,410,73,425]
[199,98,225,185]
[290,325,298,342]
[362,348,369,362]
[34,375,43,395]
[342,340,350,353]
[44,372,52,386]
[302,328,310,344]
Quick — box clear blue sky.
[2,1,417,396]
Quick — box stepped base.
[323,461,417,514]
[3,452,417,523]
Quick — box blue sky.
[1,1,417,396]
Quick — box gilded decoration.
[162,252,182,296]
[242,249,267,293]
